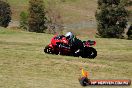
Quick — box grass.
[0,27,132,88]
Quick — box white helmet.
[65,32,73,40]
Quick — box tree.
[28,0,47,33]
[0,0,11,27]
[127,24,132,39]
[95,0,128,38]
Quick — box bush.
[19,11,28,30]
[127,24,132,39]
[0,0,11,27]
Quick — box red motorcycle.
[44,35,97,58]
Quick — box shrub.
[0,0,11,27]
[19,11,28,30]
[127,24,132,39]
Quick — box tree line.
[0,0,132,39]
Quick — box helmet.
[65,32,74,40]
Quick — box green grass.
[0,28,132,88]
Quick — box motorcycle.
[44,35,97,58]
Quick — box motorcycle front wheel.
[44,46,54,54]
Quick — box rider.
[65,32,83,54]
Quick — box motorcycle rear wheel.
[81,47,97,58]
